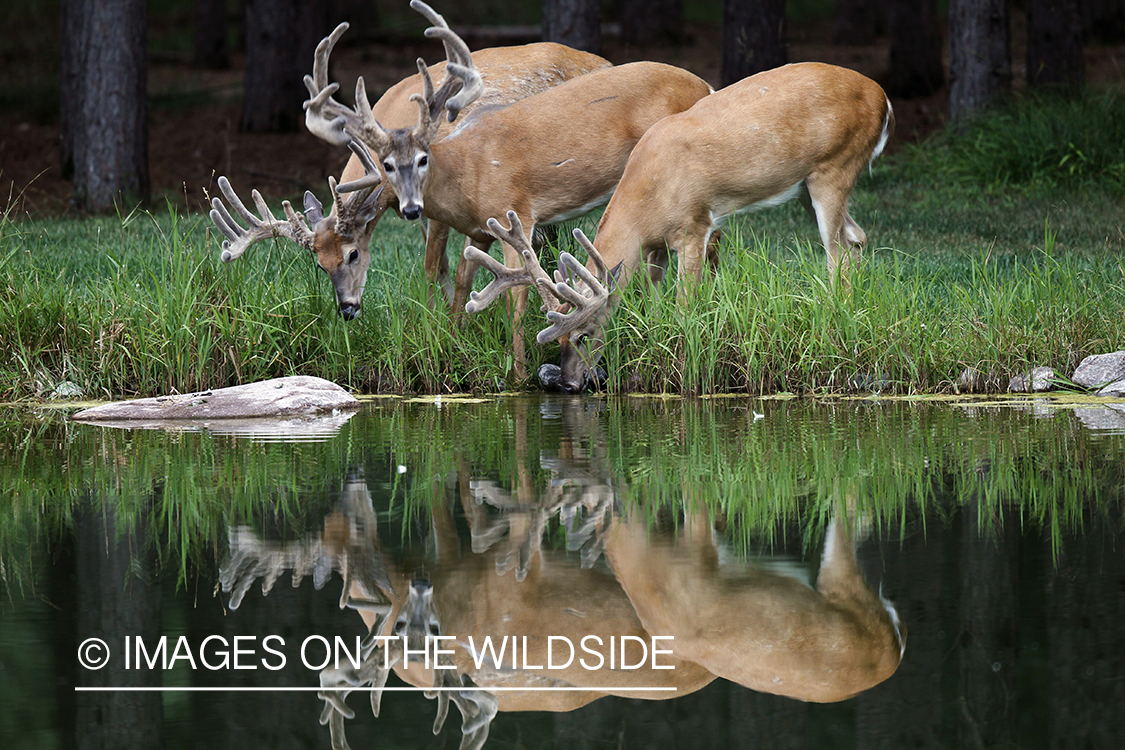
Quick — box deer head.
[209,146,388,320]
[303,1,483,222]
[464,215,621,393]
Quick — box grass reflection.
[0,396,1122,590]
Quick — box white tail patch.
[870,98,893,169]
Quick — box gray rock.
[72,376,359,421]
[957,367,986,394]
[1098,378,1125,398]
[51,381,84,399]
[1073,404,1125,432]
[1072,351,1125,390]
[1007,366,1057,393]
[538,363,562,390]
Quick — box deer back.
[424,61,713,237]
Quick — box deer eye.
[573,333,588,347]
[382,161,395,173]
[348,249,359,264]
[417,154,428,168]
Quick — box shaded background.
[2,0,1124,215]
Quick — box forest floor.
[2,18,1123,218]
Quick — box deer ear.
[357,183,386,224]
[607,261,624,292]
[304,191,325,226]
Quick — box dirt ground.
[2,20,1122,218]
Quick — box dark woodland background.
[0,0,1123,215]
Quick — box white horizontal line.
[75,686,677,693]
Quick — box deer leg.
[423,220,453,307]
[675,220,711,298]
[451,236,487,327]
[705,228,722,273]
[645,245,669,287]
[805,176,852,286]
[815,488,904,661]
[843,212,867,268]
[501,238,529,382]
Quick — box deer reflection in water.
[219,403,905,749]
[220,465,711,750]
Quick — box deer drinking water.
[303,1,712,379]
[209,1,609,319]
[468,63,894,391]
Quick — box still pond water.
[1,394,1124,750]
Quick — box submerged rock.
[1007,367,1057,393]
[538,363,562,390]
[51,381,84,400]
[72,376,359,421]
[1073,404,1125,432]
[1073,351,1125,390]
[957,367,986,394]
[1098,379,1125,398]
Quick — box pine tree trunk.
[58,0,88,181]
[833,0,881,46]
[241,0,329,133]
[722,0,787,87]
[1027,0,1085,90]
[75,501,163,750]
[1082,0,1125,42]
[63,0,149,211]
[885,0,944,97]
[948,0,1011,124]
[543,0,601,54]
[620,0,686,46]
[193,0,230,70]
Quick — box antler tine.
[280,199,316,249]
[464,211,563,314]
[209,176,313,262]
[303,24,392,154]
[408,0,483,142]
[337,138,385,194]
[535,230,613,344]
[302,23,352,147]
[574,226,612,281]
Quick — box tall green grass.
[3,394,1122,589]
[901,87,1125,196]
[2,92,1123,399]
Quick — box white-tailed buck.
[305,1,712,378]
[209,0,609,319]
[469,62,893,391]
[603,501,905,703]
[222,467,714,750]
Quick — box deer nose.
[401,205,423,221]
[339,303,361,320]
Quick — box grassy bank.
[1,91,1123,400]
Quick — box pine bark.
[241,0,330,133]
[620,0,686,46]
[193,0,230,70]
[61,0,150,211]
[543,0,601,54]
[885,0,944,97]
[833,0,881,46]
[1027,0,1085,90]
[948,0,1011,124]
[722,0,788,87]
